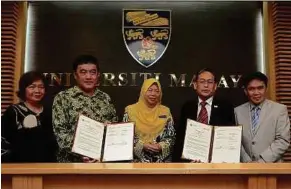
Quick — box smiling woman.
[122,78,176,162]
[1,71,58,163]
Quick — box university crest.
[122,9,171,68]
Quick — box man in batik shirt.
[53,55,118,163]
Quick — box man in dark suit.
[173,68,236,162]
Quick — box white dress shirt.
[197,97,213,124]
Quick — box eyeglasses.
[197,80,215,85]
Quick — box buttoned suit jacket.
[235,99,290,162]
[173,96,236,162]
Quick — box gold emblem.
[125,29,144,40]
[123,9,171,68]
[150,29,169,40]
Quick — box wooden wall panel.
[270,2,291,161]
[1,1,19,113]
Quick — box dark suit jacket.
[173,96,236,162]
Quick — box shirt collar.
[249,99,266,111]
[71,86,99,97]
[198,96,213,106]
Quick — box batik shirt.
[52,86,118,162]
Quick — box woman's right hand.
[143,144,161,153]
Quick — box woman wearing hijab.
[123,78,176,162]
[1,71,58,163]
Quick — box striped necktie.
[197,101,208,124]
[251,106,261,133]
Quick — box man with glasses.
[52,55,118,163]
[235,72,290,163]
[173,68,236,162]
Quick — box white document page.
[72,115,105,160]
[182,119,213,163]
[211,126,242,163]
[102,122,134,162]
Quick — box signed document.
[211,126,242,163]
[182,119,242,163]
[182,119,212,163]
[72,115,135,162]
[72,115,105,160]
[103,122,134,162]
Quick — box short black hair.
[195,68,217,83]
[242,71,268,88]
[73,55,100,72]
[17,71,48,101]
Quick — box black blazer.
[173,96,236,162]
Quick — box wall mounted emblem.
[123,9,171,68]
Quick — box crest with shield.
[122,9,171,68]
